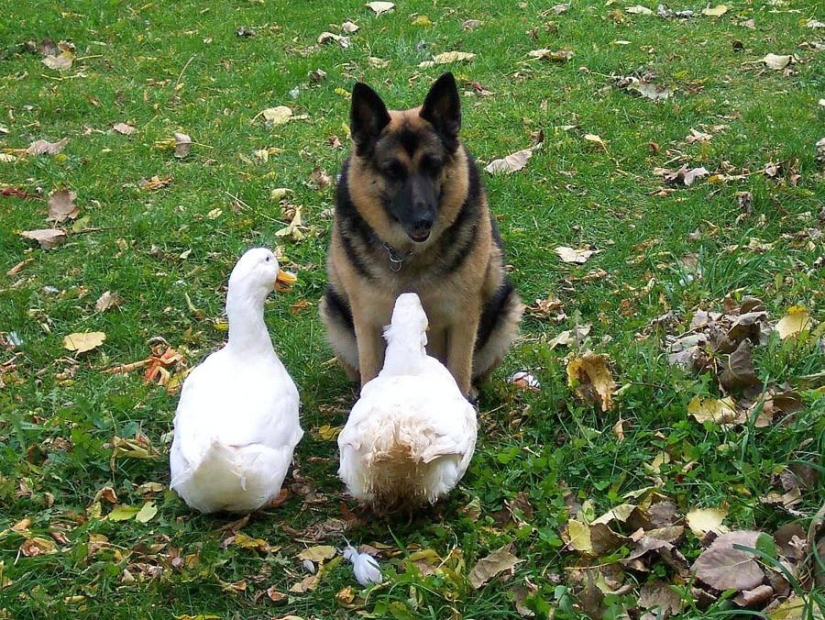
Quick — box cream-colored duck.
[169,248,302,514]
[338,293,477,508]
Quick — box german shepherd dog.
[320,72,523,397]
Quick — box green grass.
[1,0,824,618]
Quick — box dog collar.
[383,242,413,272]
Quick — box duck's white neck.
[226,290,274,356]
[381,329,427,376]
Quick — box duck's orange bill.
[275,269,298,292]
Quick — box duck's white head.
[384,292,429,347]
[228,247,296,301]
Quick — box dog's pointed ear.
[350,82,391,156]
[420,72,461,148]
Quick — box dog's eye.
[420,155,443,176]
[382,161,406,180]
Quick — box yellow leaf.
[63,331,106,353]
[298,545,337,563]
[566,353,616,412]
[135,501,158,523]
[419,51,476,68]
[261,106,293,125]
[702,4,728,16]
[566,519,593,553]
[775,306,813,340]
[290,573,320,593]
[107,505,140,521]
[317,424,342,441]
[687,396,737,424]
[412,14,432,26]
[685,506,729,538]
[233,532,275,552]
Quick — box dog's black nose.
[412,218,432,233]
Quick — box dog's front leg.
[353,314,385,388]
[446,312,479,397]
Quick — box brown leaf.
[555,246,597,264]
[692,531,767,591]
[734,584,774,607]
[20,228,67,249]
[527,48,574,61]
[719,340,760,391]
[629,81,672,101]
[42,53,74,71]
[484,146,538,174]
[95,291,121,313]
[47,189,79,222]
[566,352,616,412]
[469,545,523,589]
[174,132,193,159]
[27,137,69,155]
[638,580,683,617]
[112,123,137,135]
[20,537,57,557]
[139,175,173,191]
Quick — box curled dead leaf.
[174,132,193,159]
[47,189,79,222]
[366,1,395,15]
[484,146,537,175]
[419,51,476,68]
[555,246,597,264]
[469,545,523,589]
[566,352,616,412]
[27,138,69,155]
[20,228,67,249]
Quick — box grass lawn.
[1,0,824,618]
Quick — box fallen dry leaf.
[42,52,74,71]
[687,396,737,424]
[469,545,523,589]
[692,530,767,591]
[317,32,350,48]
[366,1,395,15]
[628,81,672,100]
[484,146,537,175]
[565,519,593,553]
[527,48,574,61]
[566,352,616,412]
[174,132,193,159]
[63,331,106,354]
[702,4,728,16]
[555,246,597,264]
[261,106,293,125]
[47,189,79,222]
[583,133,608,150]
[341,20,359,33]
[626,5,654,14]
[761,53,794,70]
[719,339,760,391]
[112,123,137,136]
[775,306,813,340]
[20,229,67,249]
[297,545,337,563]
[27,138,69,156]
[139,175,172,191]
[419,51,476,68]
[686,506,729,538]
